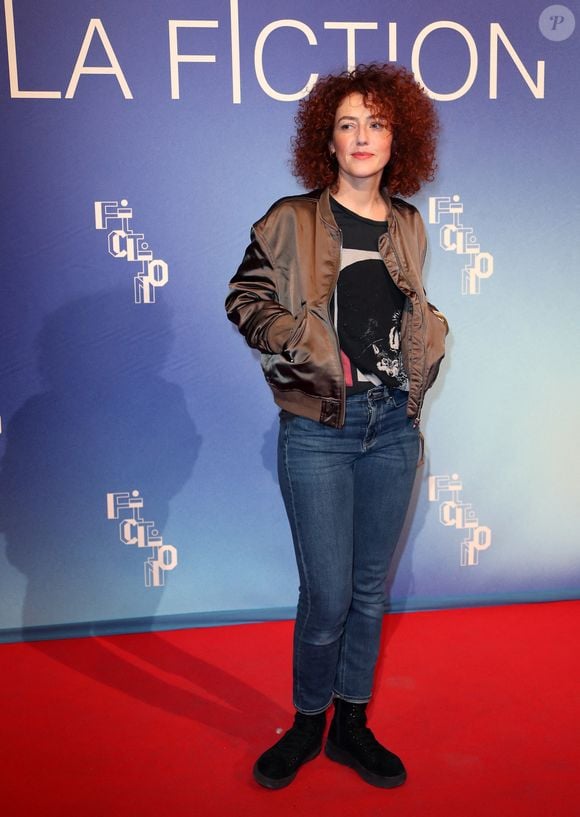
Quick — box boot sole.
[252,745,322,790]
[325,739,407,789]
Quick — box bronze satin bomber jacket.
[226,187,448,429]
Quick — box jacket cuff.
[266,313,297,354]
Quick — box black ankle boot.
[253,710,326,789]
[325,699,406,788]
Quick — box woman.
[226,63,447,790]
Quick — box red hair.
[292,63,439,197]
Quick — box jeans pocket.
[390,388,410,409]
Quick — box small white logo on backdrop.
[428,473,492,566]
[428,195,494,295]
[106,490,178,587]
[95,200,169,303]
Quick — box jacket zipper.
[382,227,425,427]
[328,225,346,427]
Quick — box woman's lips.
[351,152,373,159]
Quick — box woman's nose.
[356,126,369,144]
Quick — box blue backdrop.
[1,0,579,642]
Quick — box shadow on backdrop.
[0,288,200,632]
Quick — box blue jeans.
[277,386,420,714]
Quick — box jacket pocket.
[281,304,309,362]
[423,302,449,390]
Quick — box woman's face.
[330,92,393,188]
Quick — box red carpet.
[1,601,579,817]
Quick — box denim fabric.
[278,386,420,714]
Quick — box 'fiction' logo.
[428,473,492,566]
[106,490,178,587]
[95,199,169,303]
[429,195,494,295]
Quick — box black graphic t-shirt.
[330,197,409,395]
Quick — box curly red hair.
[292,63,439,197]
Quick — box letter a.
[65,18,133,99]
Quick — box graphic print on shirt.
[371,319,404,380]
[332,246,409,393]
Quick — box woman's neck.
[331,178,388,221]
